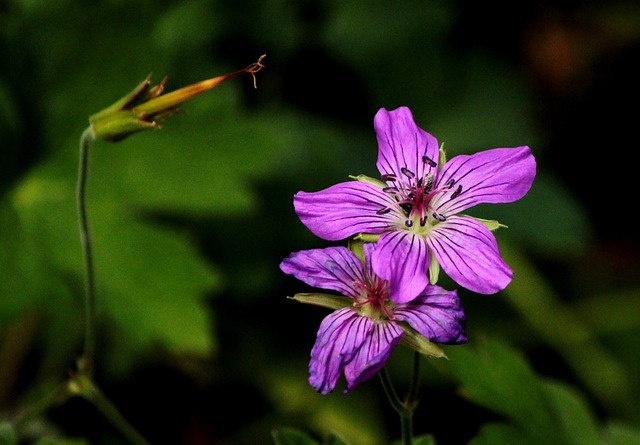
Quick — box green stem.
[77,126,97,373]
[379,352,422,445]
[80,383,151,445]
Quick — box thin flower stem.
[77,126,97,373]
[379,352,422,445]
[408,351,421,405]
[11,382,72,428]
[378,366,404,415]
[81,384,151,445]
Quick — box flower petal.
[428,215,512,294]
[309,308,372,394]
[280,247,365,299]
[294,182,398,241]
[371,231,430,304]
[375,107,440,180]
[394,285,467,344]
[432,146,536,216]
[343,321,403,393]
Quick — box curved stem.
[77,127,97,373]
[379,366,404,415]
[379,352,422,445]
[80,384,151,445]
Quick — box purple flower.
[280,244,466,395]
[294,106,536,303]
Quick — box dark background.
[1,1,639,444]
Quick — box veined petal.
[428,215,512,294]
[371,231,430,304]
[432,146,536,215]
[343,321,403,393]
[375,107,440,180]
[309,308,372,395]
[280,247,365,299]
[294,182,399,241]
[395,285,467,344]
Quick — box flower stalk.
[378,352,422,445]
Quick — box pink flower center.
[377,155,462,229]
[353,276,395,320]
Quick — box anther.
[419,216,428,226]
[432,212,447,222]
[450,184,463,199]
[376,208,392,215]
[446,178,456,188]
[422,155,437,167]
[381,174,397,181]
[401,167,415,178]
[405,220,413,227]
[383,186,398,193]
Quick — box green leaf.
[392,434,436,445]
[271,427,319,445]
[542,379,601,445]
[446,338,556,440]
[467,423,538,445]
[603,421,640,445]
[0,422,17,445]
[323,432,352,445]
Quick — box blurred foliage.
[1,0,640,444]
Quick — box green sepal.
[288,293,352,311]
[438,143,447,166]
[349,174,387,188]
[428,250,440,285]
[354,232,381,243]
[399,322,447,359]
[473,216,508,231]
[89,110,159,142]
[347,236,365,264]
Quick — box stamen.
[419,215,428,226]
[432,211,447,222]
[405,219,413,227]
[383,186,399,193]
[381,174,396,181]
[401,167,415,178]
[423,175,433,193]
[451,184,463,199]
[376,207,392,215]
[422,155,437,167]
[446,178,456,189]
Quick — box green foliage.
[446,338,640,445]
[0,422,17,445]
[1,0,639,444]
[271,427,352,445]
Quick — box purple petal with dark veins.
[371,231,430,304]
[394,285,467,344]
[432,146,536,216]
[428,215,512,294]
[309,308,372,394]
[294,181,399,241]
[375,107,440,181]
[279,247,365,299]
[343,321,403,393]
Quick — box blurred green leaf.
[33,438,87,445]
[468,423,538,445]
[0,422,17,445]
[603,421,640,445]
[323,432,351,445]
[542,379,601,445]
[271,427,319,445]
[392,434,436,445]
[446,338,557,442]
